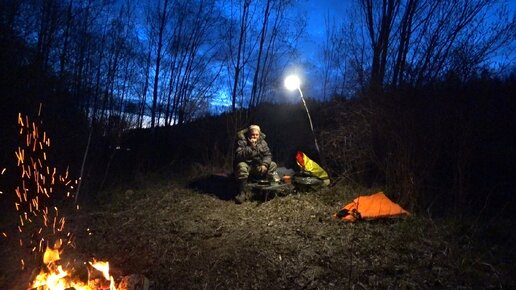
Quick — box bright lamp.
[284,75,301,91]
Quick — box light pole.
[284,75,320,155]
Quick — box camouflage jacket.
[235,128,272,168]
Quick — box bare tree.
[320,11,349,100]
[391,0,417,87]
[359,0,400,93]
[248,0,271,108]
[36,0,62,69]
[345,0,515,91]
[228,0,252,112]
[156,0,223,126]
[148,0,171,128]
[222,0,305,113]
[136,49,152,128]
[250,0,304,106]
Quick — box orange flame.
[89,260,117,289]
[30,247,118,290]
[42,246,60,265]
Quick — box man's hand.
[259,165,267,174]
[248,130,259,147]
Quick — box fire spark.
[5,108,126,290]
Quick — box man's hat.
[248,125,261,132]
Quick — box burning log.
[118,274,150,290]
[87,260,117,290]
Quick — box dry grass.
[1,175,514,289]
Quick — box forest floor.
[1,173,514,289]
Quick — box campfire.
[30,245,116,290]
[1,106,147,289]
[29,244,147,290]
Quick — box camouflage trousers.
[235,161,278,181]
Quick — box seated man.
[234,124,278,203]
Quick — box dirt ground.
[1,175,514,289]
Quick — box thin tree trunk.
[231,0,251,112]
[151,0,169,128]
[249,0,271,109]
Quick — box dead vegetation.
[0,171,514,289]
[4,174,512,290]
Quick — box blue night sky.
[301,0,515,63]
[301,0,350,60]
[295,0,353,99]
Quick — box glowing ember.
[6,107,121,289]
[13,111,78,261]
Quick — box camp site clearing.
[0,179,513,289]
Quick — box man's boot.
[235,179,249,204]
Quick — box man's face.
[249,130,259,142]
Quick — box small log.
[118,274,150,290]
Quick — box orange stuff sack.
[333,192,410,222]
